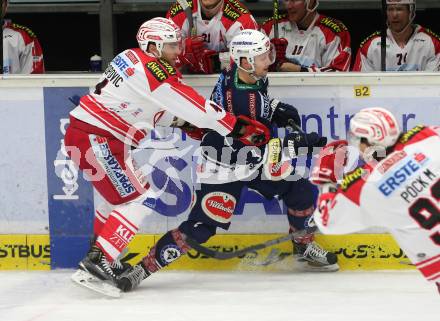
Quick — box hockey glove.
[198,49,218,74]
[310,140,348,185]
[270,38,288,71]
[180,36,205,71]
[230,115,270,147]
[270,99,301,128]
[317,184,338,227]
[283,131,327,158]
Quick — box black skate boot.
[293,240,339,272]
[116,262,151,292]
[78,245,118,282]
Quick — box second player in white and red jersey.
[166,0,258,73]
[261,0,351,72]
[311,107,440,295]
[353,0,440,71]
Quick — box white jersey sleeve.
[70,48,235,146]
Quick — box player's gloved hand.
[182,125,206,140]
[230,115,270,147]
[270,38,288,71]
[180,36,205,71]
[283,131,327,158]
[270,99,301,128]
[316,183,338,227]
[198,49,218,74]
[310,140,348,185]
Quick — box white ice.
[0,270,438,321]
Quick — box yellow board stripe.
[0,234,414,271]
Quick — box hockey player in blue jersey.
[116,29,339,292]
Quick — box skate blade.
[295,259,340,272]
[71,269,121,298]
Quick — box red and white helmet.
[349,107,400,148]
[136,17,182,57]
[305,0,319,12]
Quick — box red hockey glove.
[317,185,338,227]
[198,49,218,74]
[182,126,206,141]
[180,36,205,71]
[230,115,270,147]
[270,38,288,71]
[311,140,348,185]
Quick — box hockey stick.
[177,0,197,37]
[380,0,387,71]
[185,231,304,260]
[273,0,279,38]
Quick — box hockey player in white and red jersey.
[311,107,440,295]
[64,17,270,292]
[166,0,258,73]
[261,0,351,72]
[353,0,440,71]
[1,0,44,74]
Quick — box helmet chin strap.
[387,5,416,37]
[298,0,318,27]
[201,0,224,18]
[237,63,263,81]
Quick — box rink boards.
[0,233,414,271]
[0,73,439,270]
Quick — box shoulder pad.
[262,13,287,26]
[340,167,367,192]
[318,17,348,33]
[169,0,194,18]
[158,58,177,76]
[223,0,249,21]
[422,28,440,42]
[398,125,426,144]
[359,31,381,48]
[10,23,37,38]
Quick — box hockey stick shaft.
[381,0,387,71]
[185,232,301,260]
[177,0,197,36]
[273,0,279,38]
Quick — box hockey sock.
[96,200,153,262]
[287,206,315,244]
[140,229,191,273]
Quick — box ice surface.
[0,270,437,321]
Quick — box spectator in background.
[1,0,44,74]
[166,0,258,73]
[261,0,351,72]
[353,0,440,71]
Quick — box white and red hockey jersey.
[353,25,440,71]
[70,48,236,147]
[166,0,258,52]
[261,13,351,72]
[2,20,44,74]
[314,126,440,284]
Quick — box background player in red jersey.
[1,0,44,74]
[167,0,258,73]
[261,0,351,72]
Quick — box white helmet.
[136,17,182,57]
[230,29,275,73]
[349,107,400,148]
